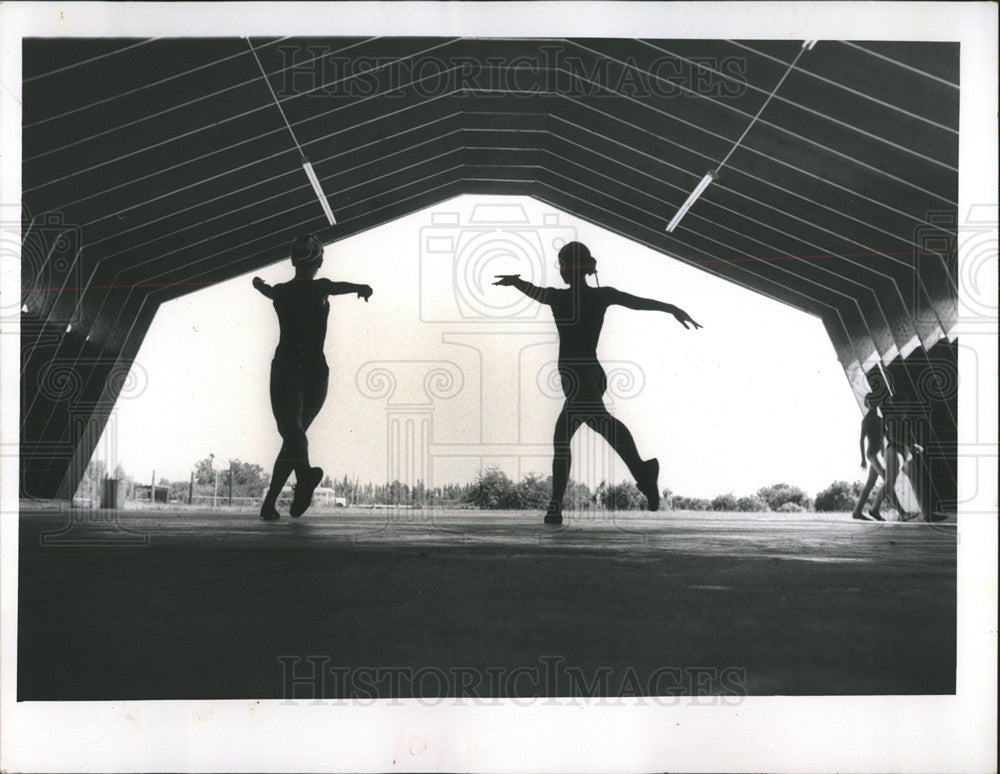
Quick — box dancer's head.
[863,393,882,410]
[290,234,324,277]
[558,241,597,286]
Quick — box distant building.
[131,484,167,503]
[263,485,346,507]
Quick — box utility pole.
[188,471,194,505]
[151,470,155,504]
[228,460,233,506]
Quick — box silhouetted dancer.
[852,393,887,520]
[494,241,701,525]
[875,394,924,521]
[252,234,372,521]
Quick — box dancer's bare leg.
[882,447,906,515]
[585,409,642,476]
[586,406,660,510]
[853,453,884,519]
[262,360,328,519]
[551,404,586,515]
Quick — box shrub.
[671,496,712,511]
[712,492,738,511]
[598,481,646,510]
[465,467,517,509]
[515,472,550,509]
[777,501,804,513]
[815,480,857,512]
[566,480,595,509]
[736,494,770,512]
[758,483,812,511]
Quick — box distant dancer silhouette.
[852,393,887,520]
[252,234,372,521]
[874,394,924,521]
[494,241,701,524]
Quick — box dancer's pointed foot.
[290,467,323,518]
[544,501,562,525]
[852,511,872,520]
[638,458,660,511]
[260,502,281,522]
[867,509,885,522]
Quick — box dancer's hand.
[912,443,924,454]
[493,274,521,286]
[357,284,373,302]
[252,277,273,298]
[672,308,702,330]
[861,459,867,469]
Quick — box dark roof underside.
[19,37,960,498]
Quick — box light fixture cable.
[246,38,336,225]
[666,40,817,232]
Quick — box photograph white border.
[1,3,996,772]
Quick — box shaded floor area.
[18,507,956,700]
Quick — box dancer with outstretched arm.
[252,234,372,521]
[494,241,701,525]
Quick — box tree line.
[78,457,868,512]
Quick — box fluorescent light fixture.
[875,360,894,396]
[802,40,818,50]
[302,158,337,226]
[666,172,715,233]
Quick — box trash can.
[101,478,126,509]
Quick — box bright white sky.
[90,195,864,499]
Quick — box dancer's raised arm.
[609,289,702,330]
[252,276,274,299]
[493,274,551,304]
[320,279,373,302]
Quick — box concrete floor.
[17,507,956,700]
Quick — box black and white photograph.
[1,2,996,771]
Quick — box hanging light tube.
[665,171,715,232]
[666,39,817,233]
[302,157,337,226]
[248,38,337,227]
